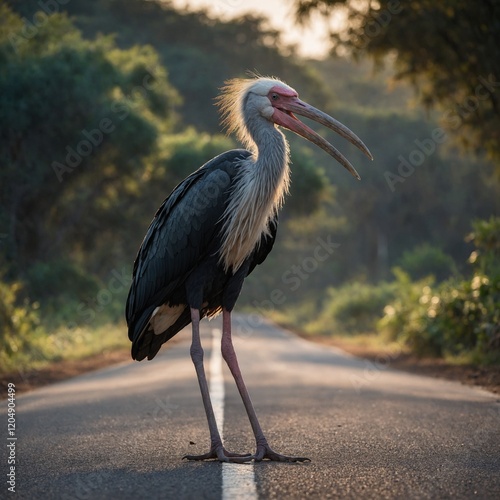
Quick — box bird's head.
[217,76,373,179]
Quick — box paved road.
[2,315,499,499]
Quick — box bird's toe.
[253,443,310,463]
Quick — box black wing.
[126,149,251,346]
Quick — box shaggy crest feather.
[216,76,292,151]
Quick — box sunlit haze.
[170,0,339,58]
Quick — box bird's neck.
[252,123,290,190]
[219,123,290,273]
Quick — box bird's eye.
[271,93,279,100]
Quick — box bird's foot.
[183,445,252,463]
[252,442,310,463]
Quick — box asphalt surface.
[2,314,499,499]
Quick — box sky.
[170,0,339,58]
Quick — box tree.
[8,0,333,133]
[296,0,500,165]
[0,6,180,277]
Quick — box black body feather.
[126,150,278,361]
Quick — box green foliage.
[0,6,179,276]
[25,261,99,303]
[379,272,500,361]
[306,94,500,282]
[23,260,101,328]
[311,280,397,334]
[160,129,235,185]
[377,270,439,355]
[378,219,500,361]
[435,275,499,357]
[286,145,331,216]
[0,274,128,374]
[397,244,457,282]
[11,0,330,133]
[467,216,500,276]
[0,279,44,372]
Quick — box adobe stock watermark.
[152,396,180,419]
[180,170,231,222]
[357,0,403,48]
[462,404,500,466]
[6,383,17,494]
[385,74,500,192]
[68,267,131,329]
[52,65,161,183]
[67,172,230,328]
[60,470,112,500]
[8,268,130,383]
[348,338,406,393]
[235,235,340,338]
[421,403,500,496]
[8,0,70,52]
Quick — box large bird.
[126,76,372,463]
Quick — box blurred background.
[1,0,499,376]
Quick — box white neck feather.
[219,122,290,272]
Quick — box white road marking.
[209,328,258,500]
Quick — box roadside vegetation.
[1,0,499,376]
[273,217,500,366]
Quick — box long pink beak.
[273,98,373,180]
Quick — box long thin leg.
[221,309,310,462]
[183,308,252,462]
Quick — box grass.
[0,322,129,376]
[320,331,408,357]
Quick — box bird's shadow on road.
[35,463,222,500]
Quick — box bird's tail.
[131,308,192,361]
